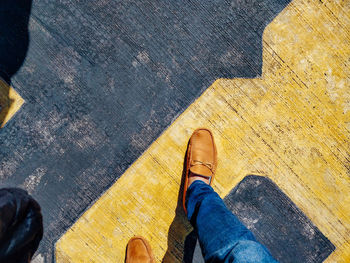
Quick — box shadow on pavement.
[162,146,203,263]
[0,0,32,127]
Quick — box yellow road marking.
[0,78,24,128]
[56,0,350,262]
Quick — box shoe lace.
[191,160,213,171]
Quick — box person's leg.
[186,180,278,263]
[182,128,277,262]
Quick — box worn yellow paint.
[0,78,24,128]
[56,0,350,262]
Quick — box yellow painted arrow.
[56,0,350,262]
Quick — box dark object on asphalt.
[0,188,43,263]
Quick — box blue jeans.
[186,181,278,263]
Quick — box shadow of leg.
[162,207,193,262]
[162,147,200,263]
[183,230,199,263]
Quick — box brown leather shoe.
[183,128,217,214]
[125,236,154,263]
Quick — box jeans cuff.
[185,180,213,222]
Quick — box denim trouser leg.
[186,181,278,263]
